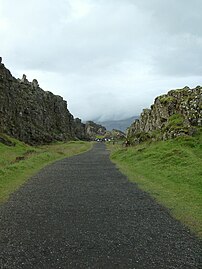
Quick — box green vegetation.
[163,113,188,133]
[167,113,184,127]
[95,135,105,139]
[0,134,91,203]
[109,129,202,237]
[131,131,151,143]
[159,95,175,104]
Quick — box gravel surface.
[0,143,201,268]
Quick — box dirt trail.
[0,143,201,268]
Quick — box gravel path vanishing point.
[0,143,201,269]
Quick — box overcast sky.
[0,0,202,121]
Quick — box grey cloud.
[0,0,202,121]
[154,34,202,76]
[136,0,202,36]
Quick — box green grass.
[108,130,202,237]
[0,135,92,203]
[95,135,105,139]
[159,95,175,104]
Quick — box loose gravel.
[0,143,201,268]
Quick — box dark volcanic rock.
[0,58,75,145]
[73,118,87,140]
[127,87,202,143]
[85,121,106,139]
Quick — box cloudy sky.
[0,0,202,121]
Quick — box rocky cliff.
[85,121,106,140]
[73,118,87,140]
[127,86,202,143]
[0,58,76,145]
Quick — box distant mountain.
[96,116,139,132]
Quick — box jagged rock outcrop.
[73,118,87,140]
[111,129,125,139]
[0,58,76,145]
[104,129,125,140]
[127,86,202,143]
[85,121,106,139]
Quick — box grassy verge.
[108,130,202,237]
[0,135,92,203]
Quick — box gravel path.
[0,143,201,268]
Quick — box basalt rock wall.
[85,121,106,139]
[73,118,87,140]
[0,58,76,145]
[127,86,202,143]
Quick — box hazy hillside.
[97,116,139,132]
